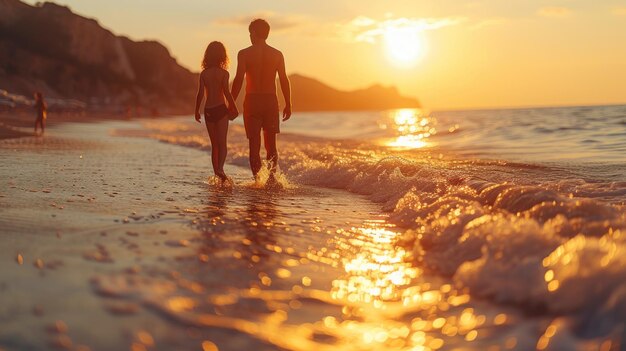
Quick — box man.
[231,18,292,179]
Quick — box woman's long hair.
[202,41,229,70]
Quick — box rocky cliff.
[0,0,197,114]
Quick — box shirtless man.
[231,19,292,178]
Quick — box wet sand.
[0,119,32,139]
[0,119,603,351]
[0,111,167,140]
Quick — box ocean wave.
[128,118,626,340]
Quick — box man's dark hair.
[249,19,270,39]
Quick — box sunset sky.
[25,0,626,110]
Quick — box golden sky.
[25,0,626,110]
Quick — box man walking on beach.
[231,19,292,180]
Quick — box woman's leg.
[205,121,220,177]
[215,117,229,177]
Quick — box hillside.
[0,0,197,114]
[285,74,419,111]
[0,0,419,114]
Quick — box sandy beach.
[0,111,159,139]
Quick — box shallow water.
[1,107,625,350]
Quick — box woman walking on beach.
[194,41,239,182]
[34,92,47,135]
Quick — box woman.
[194,41,238,182]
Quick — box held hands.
[282,105,292,122]
[228,106,239,121]
[194,111,201,123]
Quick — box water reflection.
[238,191,281,264]
[94,182,514,350]
[384,109,437,149]
[321,219,491,350]
[332,221,419,304]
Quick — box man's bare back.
[238,44,285,95]
[232,42,291,123]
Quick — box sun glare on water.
[383,25,426,67]
[386,109,436,149]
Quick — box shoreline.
[1,118,503,350]
[0,110,189,140]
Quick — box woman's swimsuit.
[204,104,228,123]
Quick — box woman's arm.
[222,71,238,118]
[194,73,204,123]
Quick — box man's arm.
[194,73,204,123]
[277,52,292,121]
[231,50,246,101]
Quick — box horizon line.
[431,101,626,113]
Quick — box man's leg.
[249,132,262,177]
[263,131,278,173]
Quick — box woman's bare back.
[201,67,228,108]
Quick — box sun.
[383,25,426,67]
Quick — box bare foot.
[265,173,281,189]
[216,172,229,183]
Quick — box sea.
[277,105,626,179]
[130,104,626,349]
[2,104,626,350]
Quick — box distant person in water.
[194,41,239,182]
[33,92,47,135]
[231,19,292,180]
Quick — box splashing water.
[246,161,295,190]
